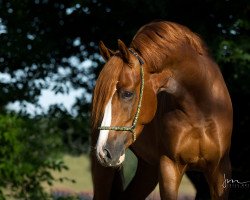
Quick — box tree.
[0,114,66,200]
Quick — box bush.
[0,114,67,200]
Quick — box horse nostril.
[103,148,112,160]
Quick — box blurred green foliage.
[0,114,67,200]
[46,105,90,155]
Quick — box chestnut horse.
[91,21,232,200]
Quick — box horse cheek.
[141,89,157,125]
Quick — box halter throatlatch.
[98,49,144,142]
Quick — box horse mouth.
[96,150,125,167]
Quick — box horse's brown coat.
[91,21,232,200]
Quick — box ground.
[46,150,196,199]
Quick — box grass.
[48,154,93,192]
[46,151,196,199]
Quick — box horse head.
[92,40,158,167]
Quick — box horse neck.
[164,54,217,117]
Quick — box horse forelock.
[130,21,208,73]
[91,56,123,130]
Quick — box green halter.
[98,49,144,142]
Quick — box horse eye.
[121,91,134,100]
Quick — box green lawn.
[47,154,93,193]
[47,150,196,198]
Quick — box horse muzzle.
[97,144,125,167]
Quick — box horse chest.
[131,126,160,164]
[162,116,221,168]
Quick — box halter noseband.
[98,49,144,142]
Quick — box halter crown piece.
[98,49,144,142]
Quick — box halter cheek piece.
[98,49,144,142]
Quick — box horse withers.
[91,21,233,200]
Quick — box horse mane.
[130,21,208,72]
[92,21,209,129]
[91,56,123,129]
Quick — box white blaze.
[96,89,126,165]
[96,96,113,157]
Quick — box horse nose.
[103,148,112,160]
[99,147,113,164]
[97,144,124,166]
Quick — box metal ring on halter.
[98,49,144,142]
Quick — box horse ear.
[118,39,130,63]
[99,41,115,61]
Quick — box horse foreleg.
[159,156,186,200]
[91,152,124,200]
[120,158,158,200]
[205,155,231,200]
[186,171,210,200]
